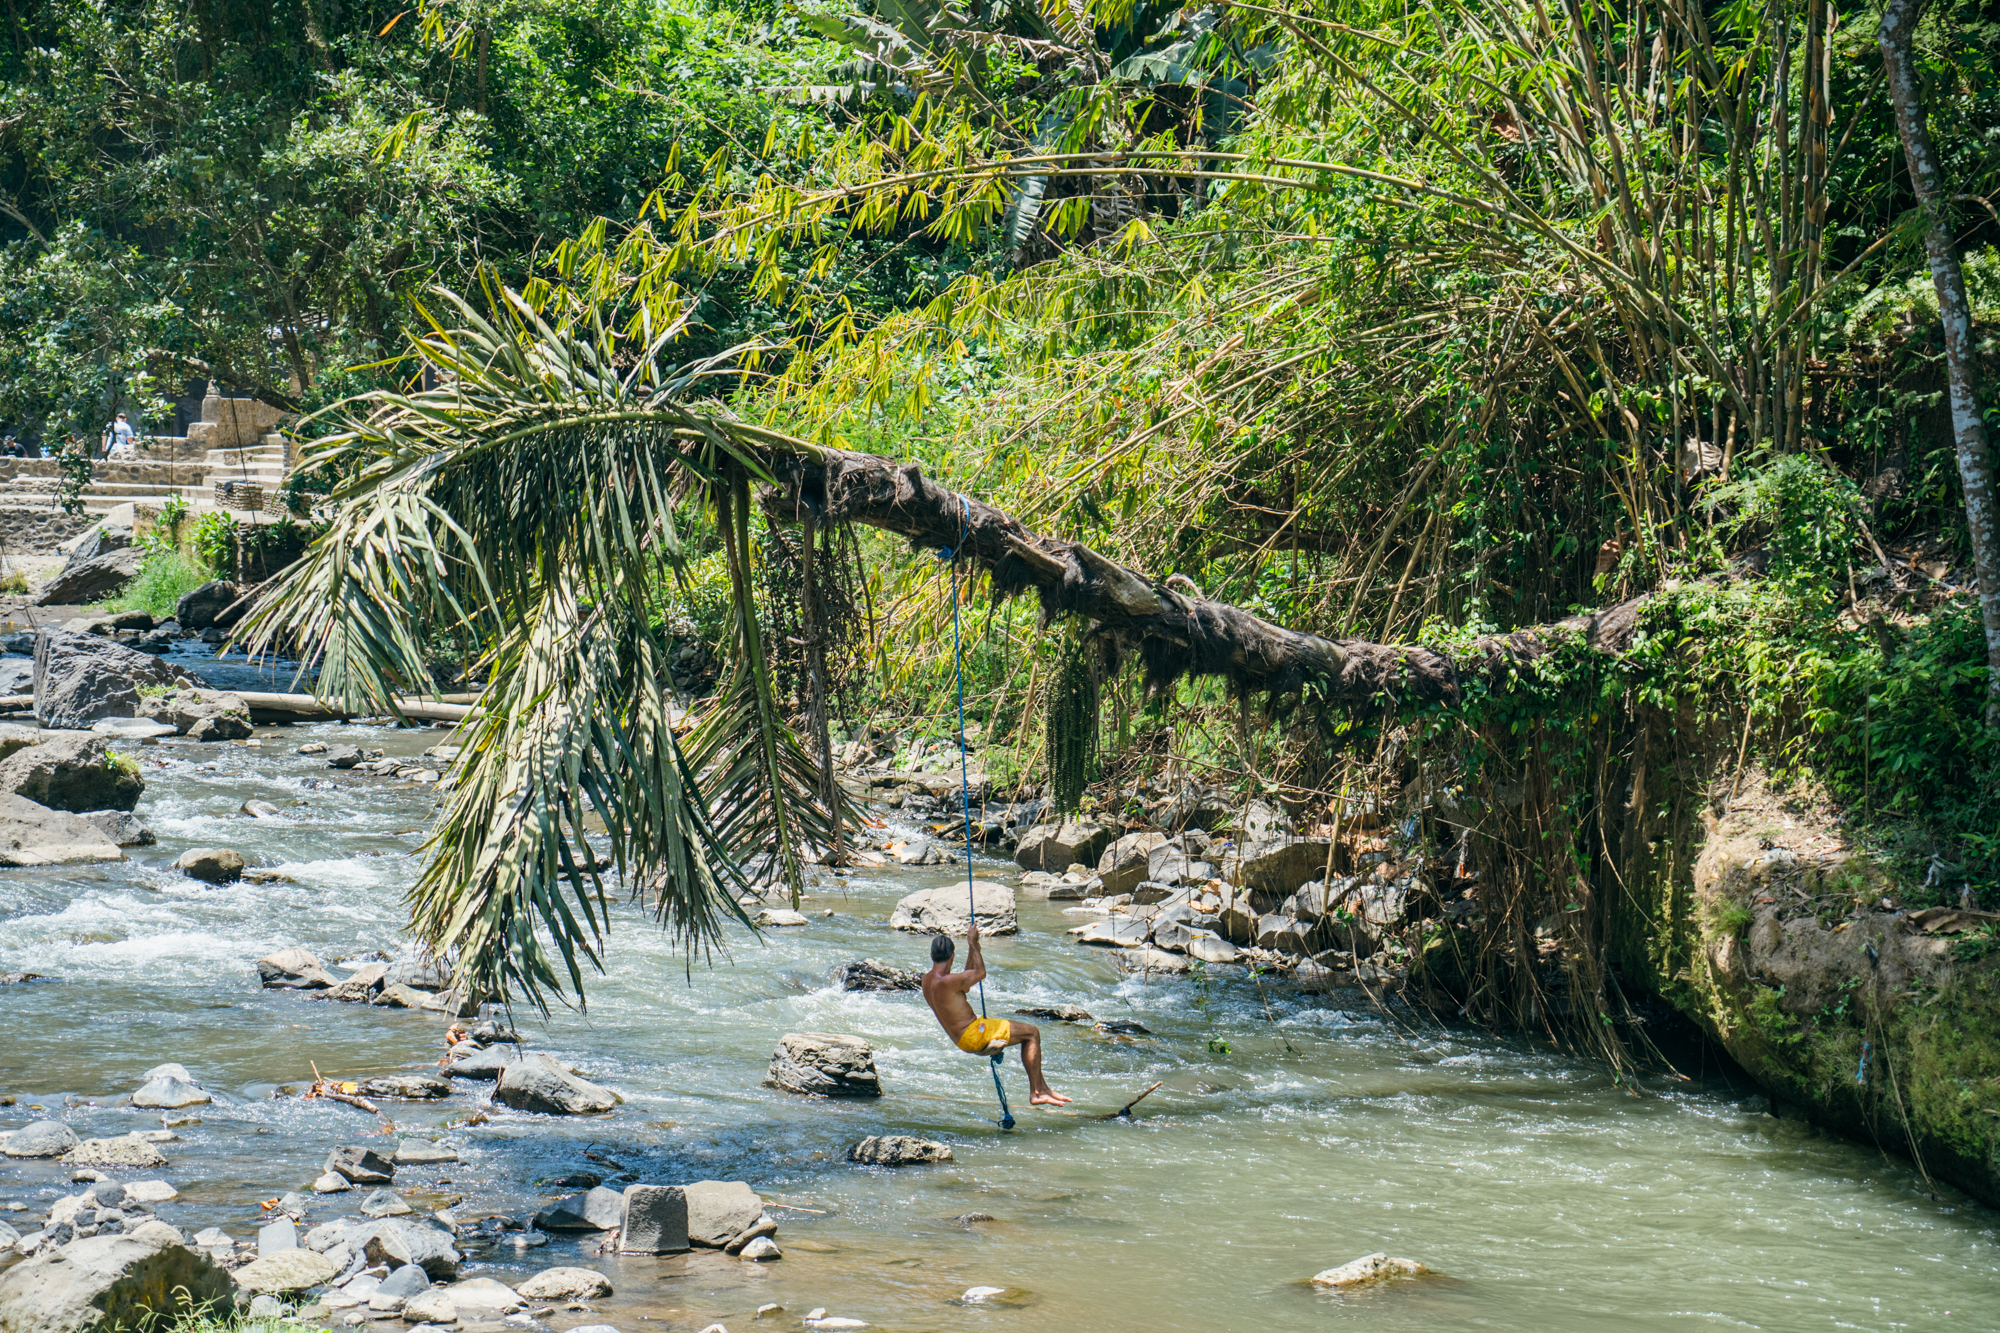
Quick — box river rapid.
[1,698,1995,1332]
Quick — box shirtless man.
[921,920,1071,1106]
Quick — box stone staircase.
[0,389,293,517]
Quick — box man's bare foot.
[1030,1089,1072,1106]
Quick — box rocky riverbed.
[0,715,1996,1332]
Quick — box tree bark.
[757,447,1649,710]
[1879,0,2000,727]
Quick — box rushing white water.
[1,716,1995,1332]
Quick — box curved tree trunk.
[757,447,1650,710]
[1879,0,2000,727]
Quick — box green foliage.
[1705,455,1867,594]
[190,512,238,579]
[1714,901,1756,937]
[98,549,209,622]
[51,445,93,516]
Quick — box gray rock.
[78,809,153,846]
[1111,947,1190,974]
[444,1045,516,1080]
[0,733,144,814]
[311,1172,351,1194]
[360,1218,459,1280]
[234,1247,339,1293]
[1186,932,1241,964]
[766,1032,882,1098]
[131,1072,209,1109]
[740,1235,782,1261]
[384,955,450,990]
[492,1053,620,1116]
[516,1265,612,1300]
[618,1185,689,1254]
[848,1136,952,1166]
[326,961,389,1003]
[829,959,921,992]
[1146,842,1215,887]
[392,1140,458,1165]
[326,1145,396,1185]
[723,1214,779,1254]
[1096,831,1170,895]
[185,710,251,743]
[1310,1252,1432,1287]
[1223,836,1334,896]
[1075,917,1149,947]
[247,1294,285,1318]
[534,1185,626,1233]
[62,1136,166,1168]
[2,1120,79,1158]
[173,846,244,884]
[135,687,252,739]
[32,628,179,730]
[324,744,362,769]
[174,580,243,631]
[257,947,335,989]
[0,1232,234,1328]
[35,547,144,605]
[1013,819,1117,872]
[259,1218,298,1255]
[360,1190,412,1218]
[1013,1004,1094,1023]
[358,1072,451,1101]
[1255,914,1318,956]
[682,1181,764,1248]
[376,1263,431,1300]
[888,883,1017,936]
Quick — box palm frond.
[239,281,838,1010]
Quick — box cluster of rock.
[23,626,257,742]
[297,740,446,786]
[0,727,159,866]
[258,948,485,1018]
[1011,806,1422,988]
[534,1178,779,1258]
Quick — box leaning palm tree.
[241,284,850,1012]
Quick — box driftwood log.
[757,447,1646,706]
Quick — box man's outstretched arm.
[957,920,987,988]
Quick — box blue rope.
[941,497,1014,1130]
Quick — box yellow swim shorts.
[956,1017,1011,1054]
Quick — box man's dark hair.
[930,935,955,965]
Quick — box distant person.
[104,412,136,459]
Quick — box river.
[1,698,1995,1332]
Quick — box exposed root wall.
[1613,770,2000,1207]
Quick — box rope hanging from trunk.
[941,496,1015,1130]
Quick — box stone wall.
[0,505,98,554]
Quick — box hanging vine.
[1046,624,1099,813]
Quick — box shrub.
[98,548,209,620]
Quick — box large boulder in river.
[888,882,1016,936]
[1013,819,1117,872]
[533,1186,626,1233]
[1,1120,79,1158]
[174,847,244,884]
[829,959,921,992]
[174,580,243,631]
[136,688,252,740]
[681,1181,764,1247]
[79,810,153,847]
[766,1033,881,1098]
[492,1053,620,1115]
[32,628,178,730]
[1096,831,1170,895]
[257,948,336,989]
[0,795,124,867]
[1221,836,1334,895]
[0,733,144,813]
[0,1232,233,1329]
[34,547,144,606]
[848,1135,953,1166]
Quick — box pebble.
[804,1312,867,1331]
[756,1306,783,1320]
[961,1287,1006,1303]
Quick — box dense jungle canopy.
[6,0,1999,1041]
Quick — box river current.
[0,691,1994,1331]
